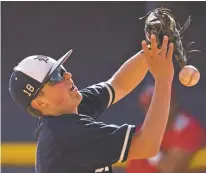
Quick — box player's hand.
[142,35,174,84]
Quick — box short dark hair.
[27,104,42,118]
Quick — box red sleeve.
[168,115,205,152]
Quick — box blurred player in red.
[126,84,205,173]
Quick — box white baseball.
[179,65,200,87]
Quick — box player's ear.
[31,98,49,110]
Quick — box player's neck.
[63,107,79,115]
[42,107,79,116]
[67,108,78,114]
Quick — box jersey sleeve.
[78,82,115,119]
[52,115,135,172]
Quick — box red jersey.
[126,111,205,173]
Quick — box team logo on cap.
[34,55,49,63]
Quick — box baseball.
[179,65,200,87]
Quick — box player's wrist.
[154,71,174,85]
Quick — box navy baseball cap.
[9,50,73,110]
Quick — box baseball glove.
[140,7,199,68]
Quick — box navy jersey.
[35,82,136,173]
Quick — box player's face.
[34,70,82,115]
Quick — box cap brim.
[42,49,73,83]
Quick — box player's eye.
[47,67,66,86]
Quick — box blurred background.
[1,1,206,173]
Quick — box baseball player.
[9,35,174,173]
[126,84,206,173]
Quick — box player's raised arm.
[128,35,174,159]
[107,48,148,104]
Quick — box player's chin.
[76,91,83,102]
